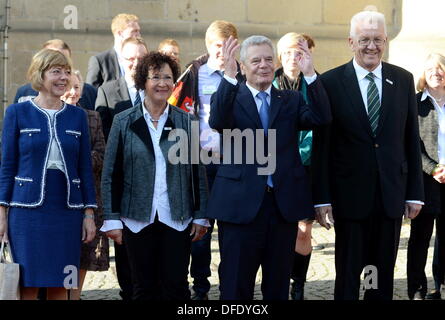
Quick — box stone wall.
[1,0,404,117]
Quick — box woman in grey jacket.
[100,52,209,300]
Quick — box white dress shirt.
[422,89,445,164]
[100,104,209,233]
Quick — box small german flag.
[168,65,196,114]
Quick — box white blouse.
[43,108,66,172]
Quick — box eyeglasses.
[147,75,174,83]
[357,38,386,47]
[48,68,71,76]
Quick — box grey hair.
[350,11,387,38]
[72,69,84,95]
[72,69,84,84]
[240,35,275,63]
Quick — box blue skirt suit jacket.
[0,101,97,209]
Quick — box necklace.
[150,118,159,122]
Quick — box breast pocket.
[64,130,81,153]
[19,128,41,152]
[65,130,82,138]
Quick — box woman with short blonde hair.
[0,49,97,300]
[61,70,110,300]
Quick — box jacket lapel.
[237,83,262,129]
[118,77,131,102]
[129,106,154,155]
[342,60,373,137]
[159,109,176,161]
[375,63,395,137]
[112,48,120,79]
[269,86,283,128]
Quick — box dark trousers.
[218,189,297,300]
[334,190,402,300]
[407,211,435,298]
[190,162,217,295]
[407,184,445,297]
[432,218,445,290]
[123,219,192,300]
[114,241,133,300]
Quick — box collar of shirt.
[245,82,272,113]
[422,89,445,111]
[245,82,272,99]
[201,62,223,77]
[142,103,170,131]
[353,58,382,82]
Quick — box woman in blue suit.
[0,49,97,300]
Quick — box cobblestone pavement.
[81,220,437,300]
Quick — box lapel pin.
[164,127,172,131]
[385,79,393,85]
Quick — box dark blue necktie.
[134,91,141,107]
[257,91,273,187]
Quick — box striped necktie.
[366,73,380,135]
[134,91,141,107]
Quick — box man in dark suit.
[208,35,331,300]
[86,13,141,88]
[313,10,424,300]
[95,37,147,301]
[95,37,148,141]
[14,39,97,110]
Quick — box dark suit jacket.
[95,77,133,141]
[13,83,97,111]
[207,78,331,224]
[86,48,121,89]
[312,60,424,220]
[417,92,443,215]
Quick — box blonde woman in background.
[61,70,110,300]
[407,53,445,300]
[273,32,318,300]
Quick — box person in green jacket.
[273,32,320,300]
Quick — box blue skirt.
[8,169,83,287]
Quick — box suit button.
[29,133,32,136]
[19,183,22,186]
[375,143,379,148]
